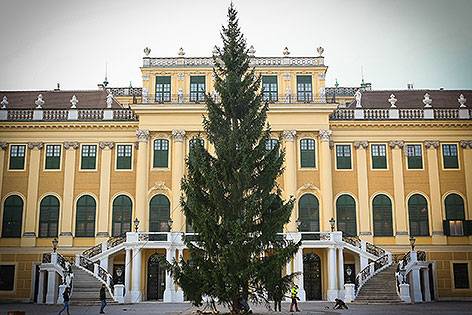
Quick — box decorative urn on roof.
[248,45,255,57]
[1,96,8,109]
[423,93,432,108]
[70,95,78,109]
[178,47,185,56]
[283,47,290,56]
[35,94,45,109]
[144,47,151,56]
[458,94,467,108]
[316,46,324,57]
[388,94,397,108]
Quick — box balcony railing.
[141,93,327,104]
[1,108,137,122]
[330,108,471,120]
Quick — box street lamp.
[329,217,336,232]
[133,218,140,232]
[52,238,58,252]
[409,236,416,251]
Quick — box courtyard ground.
[2,301,472,315]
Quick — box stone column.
[319,130,333,231]
[354,141,371,240]
[389,140,409,243]
[422,268,431,302]
[424,140,445,242]
[410,266,423,303]
[97,141,114,239]
[163,247,176,302]
[37,270,45,304]
[130,246,142,302]
[124,248,132,302]
[0,143,6,199]
[294,248,306,301]
[461,141,472,220]
[59,142,79,246]
[22,142,43,247]
[282,130,297,232]
[171,130,186,232]
[135,129,150,231]
[45,270,57,304]
[337,247,345,299]
[327,246,337,301]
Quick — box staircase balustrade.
[75,254,115,299]
[355,253,392,296]
[107,233,126,249]
[82,243,102,259]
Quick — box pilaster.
[327,246,338,301]
[354,141,372,241]
[171,129,186,232]
[0,143,6,202]
[461,141,472,220]
[97,141,114,238]
[59,141,79,246]
[22,142,43,247]
[130,246,142,302]
[319,129,333,231]
[282,130,297,232]
[389,140,409,243]
[135,129,150,231]
[424,140,446,243]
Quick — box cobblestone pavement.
[2,301,472,315]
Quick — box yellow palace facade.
[0,47,472,304]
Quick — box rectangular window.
[296,75,312,102]
[116,144,132,170]
[406,144,423,169]
[9,145,26,170]
[190,76,205,102]
[449,220,464,236]
[453,263,470,289]
[155,76,171,103]
[189,139,204,155]
[81,145,97,170]
[300,139,316,168]
[336,145,352,169]
[371,144,387,169]
[262,75,278,102]
[153,139,169,168]
[443,144,459,169]
[0,265,15,291]
[265,139,279,152]
[45,144,61,170]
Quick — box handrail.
[76,254,114,299]
[355,253,392,295]
[82,243,102,259]
[107,233,126,249]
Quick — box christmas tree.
[170,4,300,313]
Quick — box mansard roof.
[347,90,471,109]
[0,90,122,109]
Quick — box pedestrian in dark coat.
[99,284,107,314]
[58,287,71,315]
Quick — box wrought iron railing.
[299,232,331,241]
[342,235,361,248]
[355,253,392,295]
[138,232,168,242]
[83,243,102,259]
[417,251,426,261]
[107,234,126,249]
[57,253,67,271]
[366,242,386,257]
[79,255,94,273]
[42,253,51,263]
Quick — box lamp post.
[52,238,58,253]
[329,217,336,232]
[133,218,140,232]
[409,236,416,251]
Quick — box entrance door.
[33,265,40,303]
[303,253,322,300]
[147,254,166,301]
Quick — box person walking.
[273,284,283,312]
[289,284,300,312]
[99,284,107,314]
[58,286,70,315]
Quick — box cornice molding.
[330,121,472,129]
[0,122,138,130]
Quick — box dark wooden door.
[147,254,166,300]
[303,253,322,300]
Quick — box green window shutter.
[371,144,387,169]
[81,145,97,169]
[39,196,59,237]
[75,195,96,237]
[9,145,26,170]
[155,76,171,102]
[296,75,312,102]
[336,195,357,236]
[464,221,472,236]
[372,194,393,236]
[262,75,278,102]
[453,263,470,289]
[443,220,450,236]
[149,194,170,232]
[153,139,169,168]
[336,145,351,169]
[408,194,429,236]
[2,195,23,238]
[443,144,459,169]
[300,139,315,168]
[45,145,61,169]
[445,194,465,220]
[112,195,132,236]
[298,194,320,232]
[406,145,423,169]
[190,76,206,102]
[117,145,132,170]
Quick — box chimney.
[407,82,414,90]
[54,83,60,91]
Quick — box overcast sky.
[0,0,471,91]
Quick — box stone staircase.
[354,265,403,304]
[70,266,115,305]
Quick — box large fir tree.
[170,4,300,313]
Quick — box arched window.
[149,195,170,232]
[445,193,465,236]
[2,195,23,238]
[408,194,429,236]
[75,195,96,237]
[336,194,357,236]
[298,194,319,232]
[372,194,393,236]
[112,195,132,237]
[39,195,60,237]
